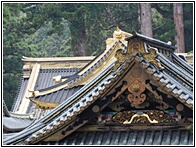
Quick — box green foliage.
[183,3,193,52]
[151,3,193,52]
[3,3,193,110]
[22,20,72,57]
[152,4,176,44]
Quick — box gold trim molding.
[30,99,59,110]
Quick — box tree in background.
[151,3,192,53]
[3,3,140,109]
[139,3,153,37]
[151,3,176,43]
[183,3,193,53]
[173,3,185,53]
[3,3,193,109]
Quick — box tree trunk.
[140,3,153,37]
[73,40,88,56]
[173,3,185,53]
[72,29,88,56]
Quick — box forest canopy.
[3,3,193,109]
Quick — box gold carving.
[113,27,123,39]
[127,38,146,55]
[113,48,129,71]
[112,110,175,124]
[146,110,175,123]
[65,62,70,67]
[113,27,133,40]
[53,75,62,84]
[114,37,163,72]
[127,80,146,105]
[123,113,158,124]
[143,47,163,70]
[30,98,59,110]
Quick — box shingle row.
[138,55,193,106]
[37,129,193,145]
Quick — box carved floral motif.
[127,79,146,105]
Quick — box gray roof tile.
[37,130,192,145]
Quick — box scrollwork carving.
[143,47,164,71]
[113,48,129,71]
[127,79,146,105]
[146,110,175,123]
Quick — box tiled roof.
[30,41,127,106]
[125,30,176,51]
[143,54,193,107]
[11,68,81,113]
[171,53,193,74]
[158,53,192,85]
[23,53,192,144]
[35,86,82,104]
[3,116,34,132]
[3,121,46,145]
[36,68,80,90]
[4,50,192,145]
[11,76,29,112]
[37,129,193,145]
[3,30,193,145]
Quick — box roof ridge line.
[30,41,126,98]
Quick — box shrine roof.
[3,116,35,132]
[4,51,192,145]
[171,53,193,74]
[22,56,95,62]
[37,129,193,145]
[28,40,126,99]
[126,30,176,51]
[3,29,193,145]
[11,68,81,112]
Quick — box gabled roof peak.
[126,31,176,51]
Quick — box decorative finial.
[113,27,122,39]
[131,30,136,36]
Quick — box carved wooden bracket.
[127,79,146,105]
